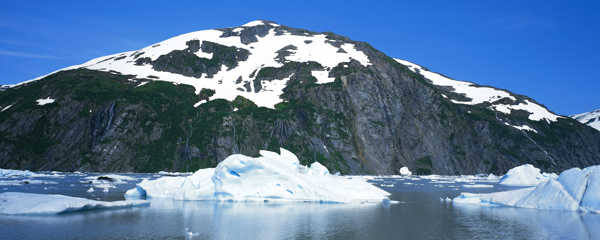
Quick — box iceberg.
[0,192,149,215]
[498,164,558,186]
[453,165,600,214]
[126,148,390,203]
[399,167,412,176]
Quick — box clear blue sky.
[1,0,599,115]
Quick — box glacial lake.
[1,173,599,239]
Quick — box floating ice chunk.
[185,228,199,238]
[452,193,484,204]
[125,186,146,197]
[307,162,329,176]
[499,164,558,186]
[453,165,600,214]
[445,197,452,202]
[127,149,389,203]
[581,166,600,213]
[0,169,47,178]
[462,184,494,188]
[173,169,215,201]
[103,188,109,192]
[0,192,149,215]
[399,167,412,176]
[87,187,94,193]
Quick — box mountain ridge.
[1,20,599,175]
[571,109,600,132]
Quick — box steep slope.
[571,109,600,132]
[1,20,600,175]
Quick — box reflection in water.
[454,202,599,239]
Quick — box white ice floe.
[0,180,58,186]
[0,169,46,178]
[0,192,149,215]
[85,174,138,182]
[185,228,199,238]
[462,184,494,188]
[453,165,600,214]
[399,167,412,176]
[36,97,55,105]
[84,174,137,189]
[394,59,561,122]
[87,187,94,193]
[126,148,390,203]
[499,164,558,186]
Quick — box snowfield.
[454,165,600,214]
[126,148,391,203]
[571,109,600,132]
[0,192,149,215]
[394,59,562,123]
[11,20,371,109]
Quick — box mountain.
[571,109,600,132]
[1,20,600,175]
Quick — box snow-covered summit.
[571,109,600,131]
[394,59,562,123]
[11,20,371,109]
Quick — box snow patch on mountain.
[36,97,55,105]
[571,109,600,131]
[17,20,370,109]
[394,59,561,122]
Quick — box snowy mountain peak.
[24,21,371,109]
[571,109,600,131]
[394,58,562,123]
[241,20,280,27]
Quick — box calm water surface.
[1,173,598,239]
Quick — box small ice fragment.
[446,197,452,202]
[103,188,109,192]
[440,198,444,202]
[185,228,199,237]
[87,187,94,192]
[399,167,412,176]
[462,184,494,188]
[70,184,75,186]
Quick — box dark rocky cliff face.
[1,24,599,175]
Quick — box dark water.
[1,174,599,239]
